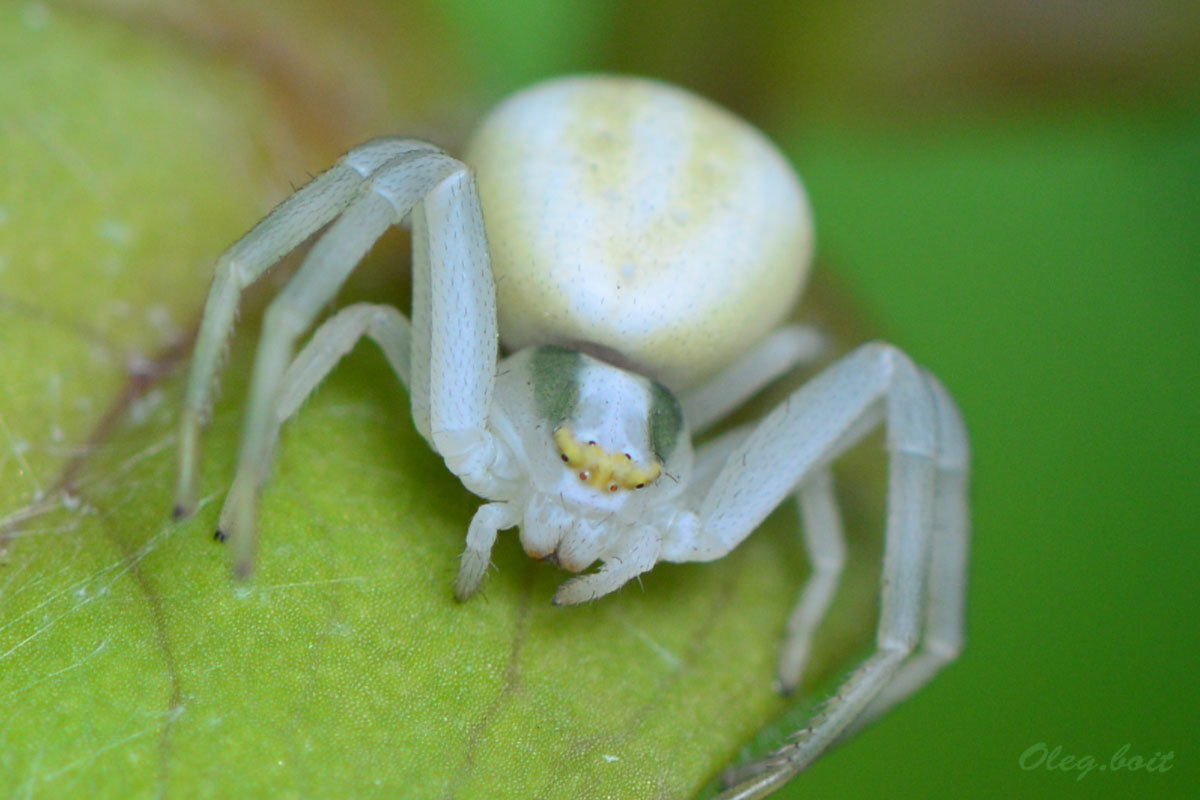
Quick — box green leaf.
[1,5,879,798]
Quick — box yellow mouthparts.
[554,427,662,492]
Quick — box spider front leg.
[175,139,441,518]
[666,343,968,800]
[176,140,500,578]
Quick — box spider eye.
[635,483,645,489]
[560,454,569,462]
[608,484,618,492]
[578,472,589,481]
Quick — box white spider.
[173,75,969,799]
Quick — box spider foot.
[173,411,202,521]
[216,474,259,579]
[776,639,812,697]
[551,571,622,606]
[453,549,489,602]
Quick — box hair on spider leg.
[449,550,500,605]
[784,717,818,742]
[722,753,778,789]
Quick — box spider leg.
[213,302,412,519]
[454,501,521,601]
[778,467,846,694]
[551,526,662,606]
[274,303,412,425]
[194,145,494,577]
[689,432,847,694]
[679,325,824,433]
[843,374,968,734]
[406,172,498,481]
[663,343,966,800]
[175,138,440,516]
[685,424,754,505]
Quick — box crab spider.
[173,75,969,798]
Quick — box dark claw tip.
[171,504,188,521]
[213,528,227,543]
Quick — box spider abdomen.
[464,75,814,390]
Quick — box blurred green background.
[5,0,1198,798]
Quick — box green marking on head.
[531,345,582,423]
[648,381,684,461]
